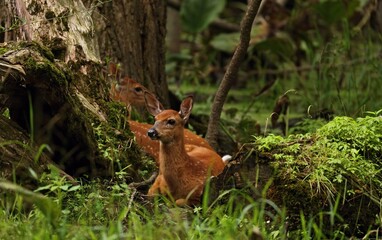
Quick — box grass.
[0,186,365,239]
[2,77,381,239]
[2,4,382,239]
[2,110,382,239]
[0,179,286,239]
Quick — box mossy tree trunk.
[0,0,164,184]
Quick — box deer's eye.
[167,119,176,125]
[134,87,143,93]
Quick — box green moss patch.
[251,111,382,234]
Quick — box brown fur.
[109,75,213,164]
[110,77,148,111]
[145,95,225,206]
[128,120,213,164]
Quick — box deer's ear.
[144,91,164,116]
[179,96,193,123]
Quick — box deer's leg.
[175,185,203,206]
[175,198,188,206]
[148,174,169,196]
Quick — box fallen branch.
[128,171,158,188]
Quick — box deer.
[144,92,227,206]
[110,76,147,115]
[109,75,216,164]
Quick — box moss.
[103,101,130,129]
[0,48,9,55]
[19,41,55,62]
[24,56,68,89]
[0,42,21,57]
[271,179,325,228]
[0,41,23,55]
[92,113,156,181]
[87,99,156,180]
[318,116,382,160]
[251,112,382,234]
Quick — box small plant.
[1,108,10,118]
[35,167,81,204]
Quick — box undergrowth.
[1,111,381,239]
[253,110,382,237]
[0,179,287,239]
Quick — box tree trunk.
[0,0,99,61]
[0,0,165,182]
[94,0,170,107]
[0,42,109,177]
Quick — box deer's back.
[185,145,225,176]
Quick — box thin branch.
[205,0,263,149]
[128,171,158,188]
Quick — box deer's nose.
[148,128,159,140]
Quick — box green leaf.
[313,0,359,24]
[254,37,295,59]
[68,185,81,192]
[60,184,70,191]
[180,0,226,34]
[210,32,240,53]
[210,25,268,53]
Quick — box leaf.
[210,21,270,53]
[68,185,81,192]
[210,32,241,53]
[313,0,359,25]
[60,184,70,191]
[180,0,226,34]
[314,1,345,24]
[34,144,53,163]
[0,179,61,226]
[254,37,295,59]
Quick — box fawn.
[144,92,226,206]
[110,76,147,114]
[109,76,214,164]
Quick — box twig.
[128,171,158,188]
[127,188,137,212]
[206,0,263,149]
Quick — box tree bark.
[94,0,169,107]
[0,42,106,177]
[0,0,99,61]
[0,0,165,181]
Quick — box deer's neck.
[159,136,188,171]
